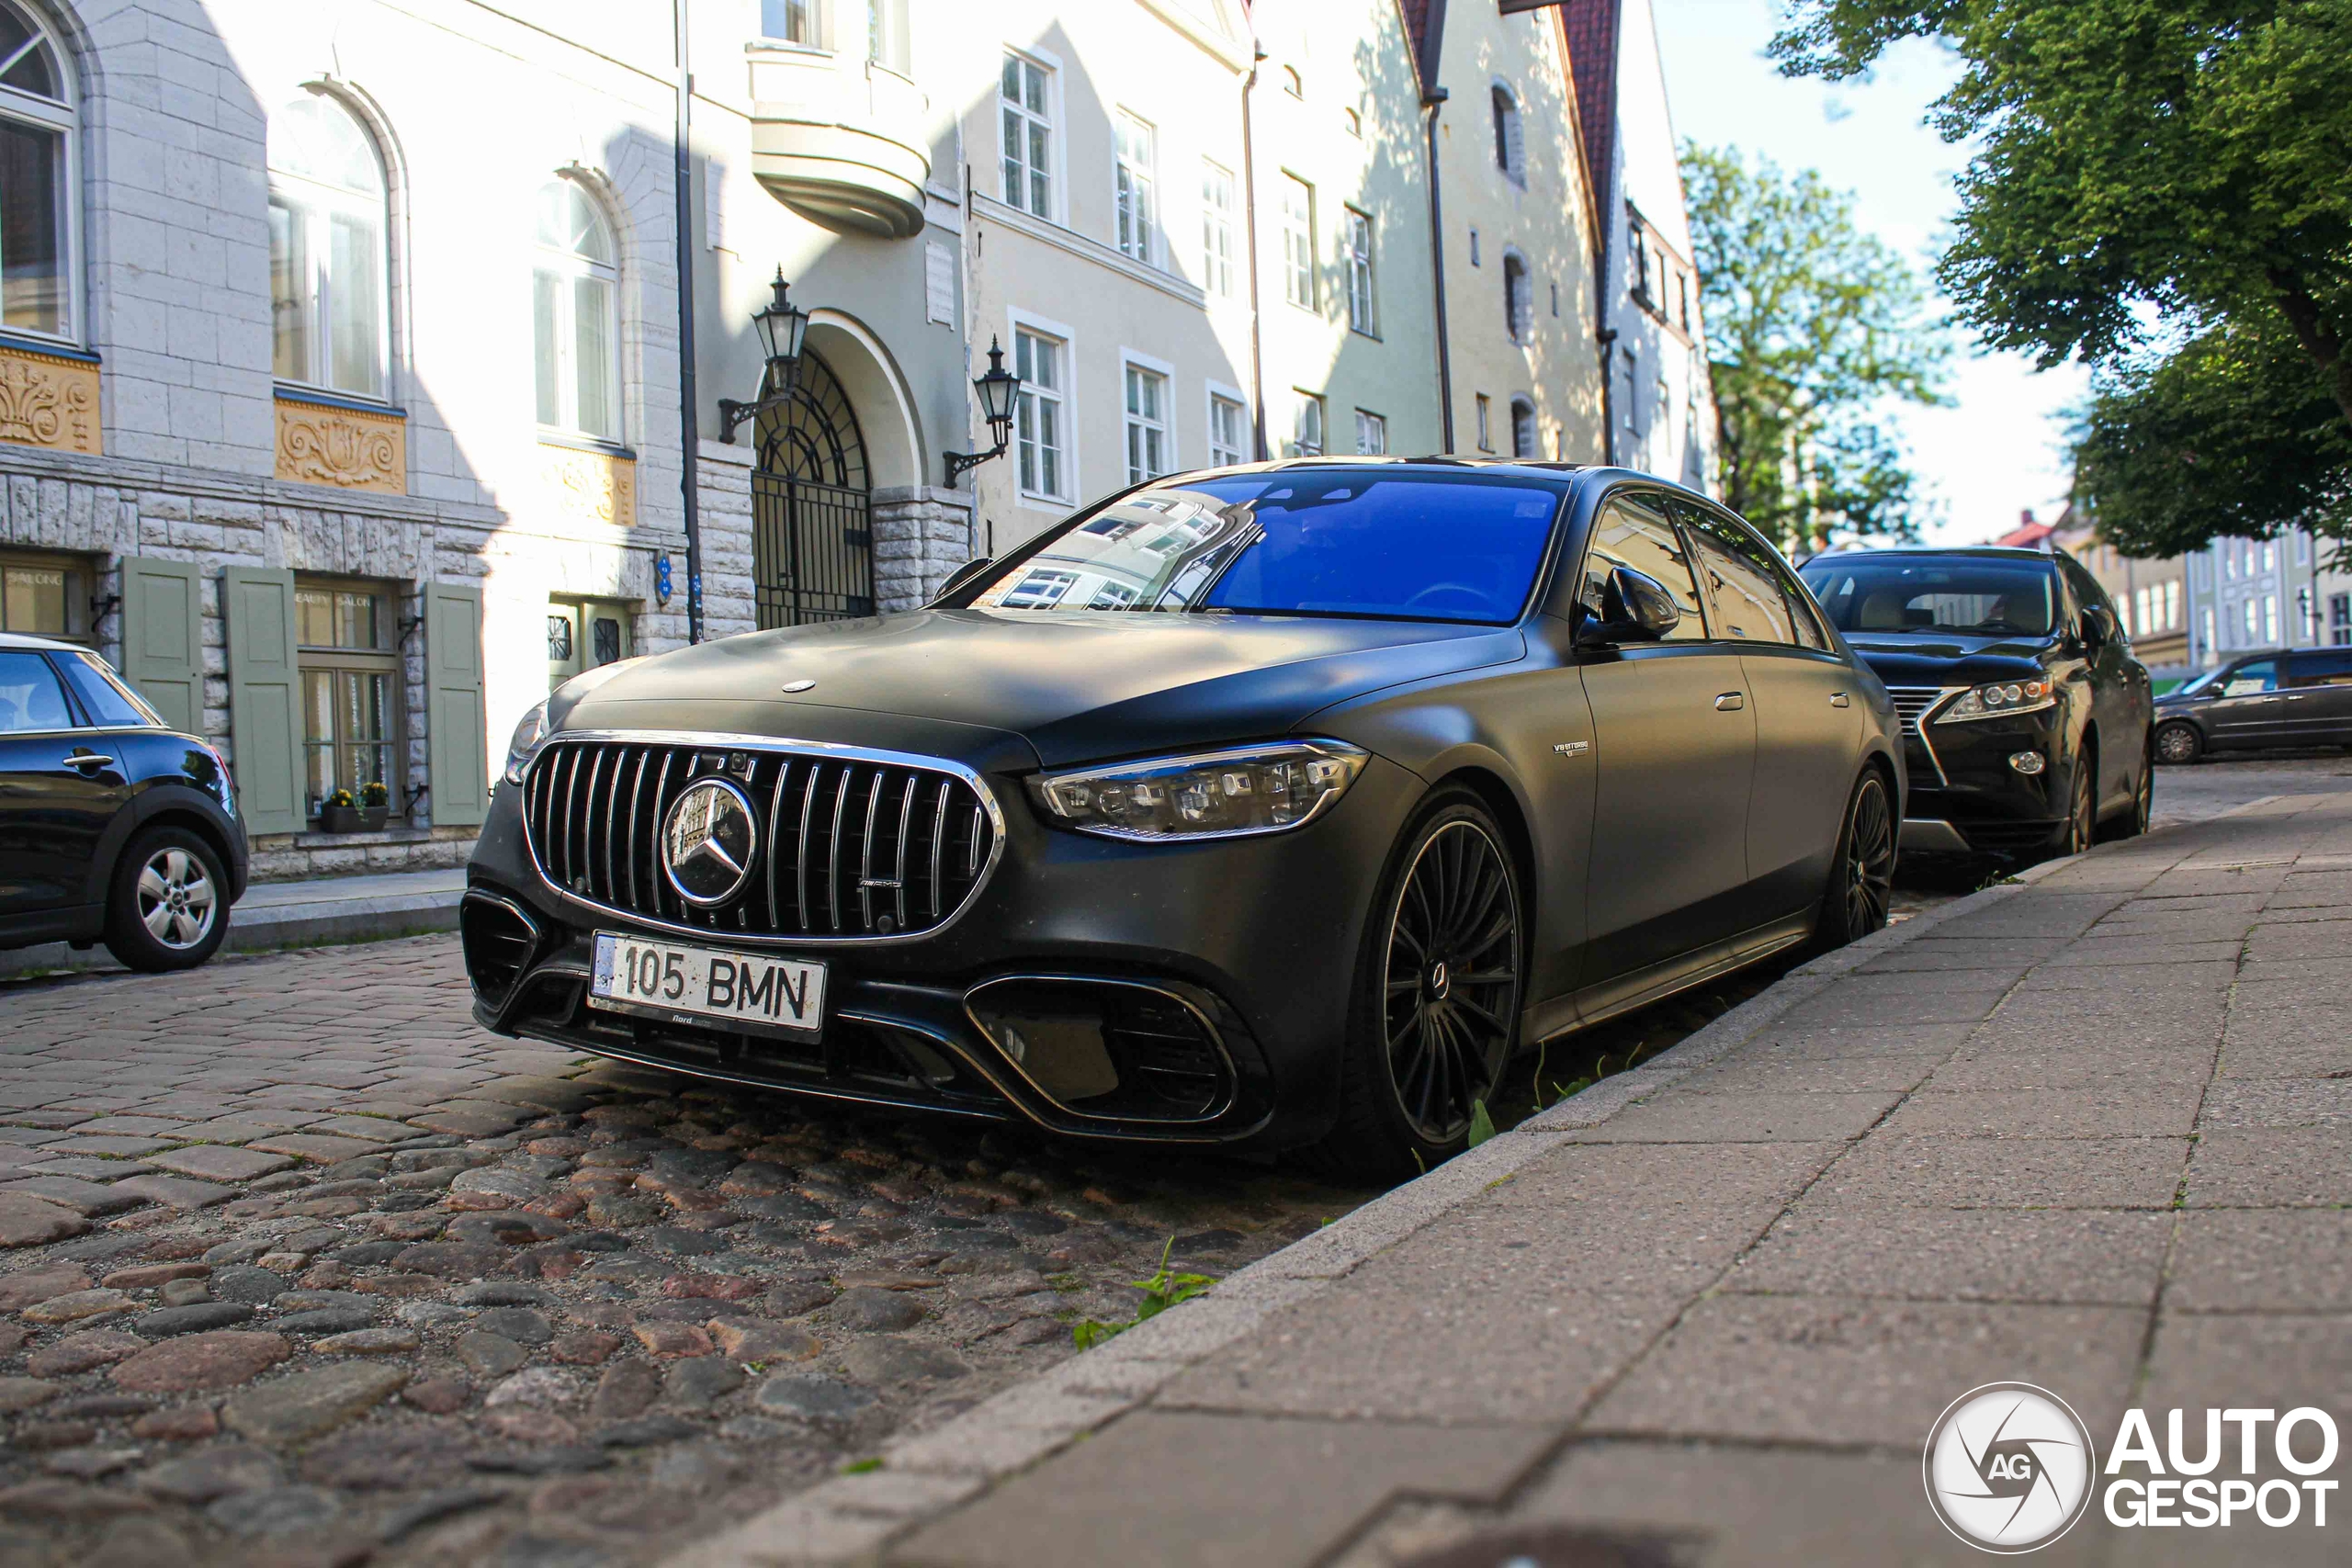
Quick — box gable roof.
[1559,0,1622,222]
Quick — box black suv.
[2154,648,2352,762]
[1799,547,2154,861]
[0,631,248,970]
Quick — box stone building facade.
[1,0,1717,884]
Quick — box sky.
[1650,0,2086,545]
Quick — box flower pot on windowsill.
[321,805,390,834]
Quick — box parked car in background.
[0,632,247,971]
[464,460,1902,1176]
[1800,547,2154,863]
[2154,648,2352,762]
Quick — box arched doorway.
[752,350,874,626]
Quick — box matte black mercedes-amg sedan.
[463,462,1902,1174]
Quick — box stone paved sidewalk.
[681,786,2352,1568]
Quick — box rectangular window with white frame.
[1012,322,1069,503]
[1354,409,1385,455]
[1207,389,1248,467]
[1281,174,1315,310]
[1344,207,1376,336]
[1001,52,1054,219]
[1201,161,1235,298]
[1290,390,1324,457]
[1123,358,1170,483]
[1114,112,1157,265]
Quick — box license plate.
[589,931,827,1037]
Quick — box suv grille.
[524,738,997,941]
[1885,686,1950,735]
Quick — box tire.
[103,826,231,973]
[2154,720,2203,765]
[2099,735,2155,841]
[2052,755,2096,859]
[1306,791,1525,1182]
[1811,770,1895,953]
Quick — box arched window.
[533,180,620,443]
[0,2,74,340]
[1510,396,1537,459]
[269,95,390,399]
[1501,252,1531,344]
[1490,85,1523,183]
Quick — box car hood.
[559,608,1524,768]
[1841,632,2056,685]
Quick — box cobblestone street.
[0,939,1375,1568]
[0,758,2333,1568]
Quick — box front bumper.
[461,745,1425,1151]
[1900,705,2068,857]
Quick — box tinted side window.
[58,652,160,728]
[0,651,74,733]
[1577,493,1707,641]
[1676,505,1797,644]
[2284,650,2352,688]
[2222,660,2278,695]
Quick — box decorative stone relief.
[0,342,100,455]
[539,444,637,528]
[276,396,407,494]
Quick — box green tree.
[1682,143,1950,554]
[2073,312,2352,558]
[1770,2,2352,436]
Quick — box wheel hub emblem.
[662,778,759,907]
[1428,960,1450,999]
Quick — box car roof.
[1800,546,2063,564]
[0,630,84,651]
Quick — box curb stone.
[663,854,2170,1568]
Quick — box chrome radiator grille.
[1886,687,1950,736]
[524,738,997,940]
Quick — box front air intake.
[460,890,540,1010]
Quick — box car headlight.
[1936,677,2058,724]
[503,701,549,785]
[1029,740,1369,840]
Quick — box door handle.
[1714,693,1745,711]
[64,751,115,770]
[1829,692,1851,708]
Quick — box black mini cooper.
[465,462,1903,1173]
[1799,547,2155,862]
[0,631,248,970]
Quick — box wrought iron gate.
[752,350,874,627]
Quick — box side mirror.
[2080,604,2115,650]
[1577,565,1681,647]
[929,556,995,606]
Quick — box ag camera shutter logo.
[1924,1382,2097,1552]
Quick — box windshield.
[967,471,1566,624]
[1800,557,2059,637]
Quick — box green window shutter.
[118,556,202,733]
[426,581,489,829]
[222,567,307,836]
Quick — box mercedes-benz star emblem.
[662,778,758,907]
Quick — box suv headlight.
[1936,677,2058,724]
[503,701,549,785]
[1029,740,1368,840]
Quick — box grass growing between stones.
[1069,1239,1216,1350]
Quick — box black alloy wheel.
[2154,720,2202,765]
[1381,813,1522,1145]
[1308,792,1524,1179]
[2103,735,2155,840]
[1815,771,1894,951]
